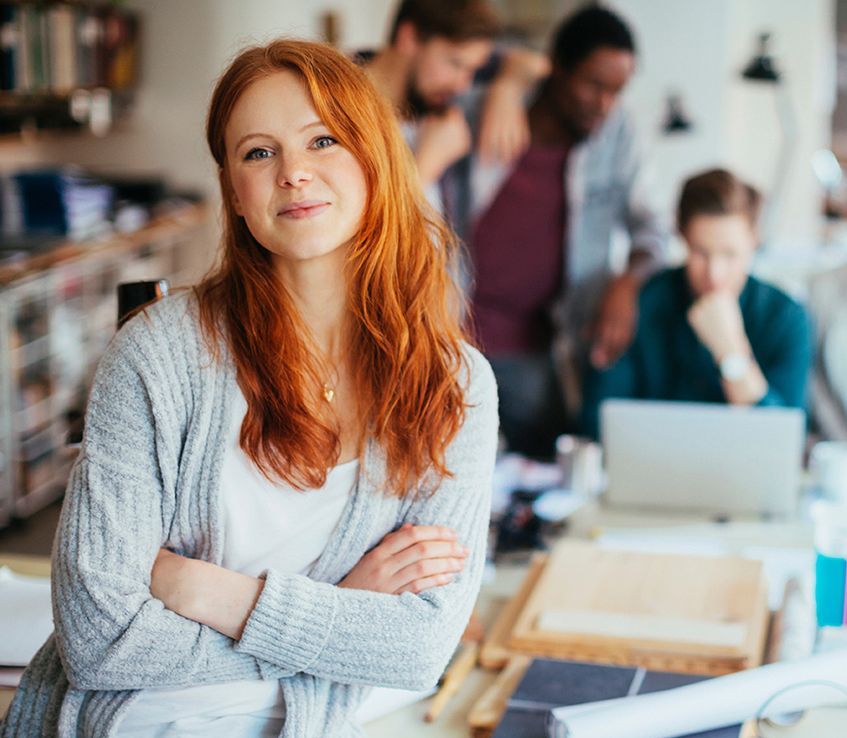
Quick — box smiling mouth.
[278,201,330,219]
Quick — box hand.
[477,78,530,165]
[338,523,468,595]
[415,107,472,187]
[589,274,640,369]
[687,291,748,361]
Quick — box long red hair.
[197,39,468,495]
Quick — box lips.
[277,200,330,219]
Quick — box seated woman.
[2,39,498,738]
[582,168,811,439]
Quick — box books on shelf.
[13,168,115,240]
[0,3,139,96]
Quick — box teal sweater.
[582,266,812,439]
[1,293,498,738]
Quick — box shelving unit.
[0,1,140,135]
[0,203,209,525]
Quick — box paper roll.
[547,650,847,738]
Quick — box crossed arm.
[150,523,470,641]
[51,325,498,693]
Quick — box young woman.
[582,168,811,439]
[2,40,498,738]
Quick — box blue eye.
[244,147,272,161]
[313,136,338,150]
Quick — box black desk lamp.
[742,33,781,83]
[662,93,693,134]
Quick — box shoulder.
[98,290,221,385]
[458,343,498,410]
[745,275,809,329]
[640,267,686,310]
[113,290,204,355]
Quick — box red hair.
[197,39,468,495]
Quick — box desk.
[0,510,830,737]
[366,505,818,737]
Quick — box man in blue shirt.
[582,169,812,439]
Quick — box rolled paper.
[547,650,847,738]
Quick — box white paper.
[548,650,847,738]
[0,667,25,687]
[0,566,53,667]
[355,686,435,723]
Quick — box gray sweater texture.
[1,292,498,737]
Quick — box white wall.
[609,0,835,252]
[723,0,836,252]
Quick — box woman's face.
[683,213,757,298]
[224,70,368,268]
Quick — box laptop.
[600,399,805,518]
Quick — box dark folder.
[492,658,743,738]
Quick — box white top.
[116,389,359,737]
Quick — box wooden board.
[467,655,532,737]
[479,554,547,669]
[507,541,768,675]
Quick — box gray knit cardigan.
[1,293,498,738]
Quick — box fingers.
[590,320,623,368]
[378,525,468,593]
[478,113,529,165]
[337,524,467,595]
[389,538,469,574]
[376,523,459,557]
[391,552,466,590]
[395,571,458,595]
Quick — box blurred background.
[1,0,847,531]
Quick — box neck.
[364,46,413,114]
[529,82,576,146]
[274,250,349,363]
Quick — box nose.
[598,90,616,118]
[276,153,312,188]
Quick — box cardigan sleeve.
[51,312,274,691]
[234,348,499,690]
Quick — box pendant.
[323,384,335,403]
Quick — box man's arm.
[688,293,812,408]
[476,47,550,164]
[590,118,669,368]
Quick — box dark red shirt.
[470,144,570,355]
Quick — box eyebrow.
[234,120,326,151]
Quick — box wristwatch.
[719,352,750,381]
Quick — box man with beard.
[466,5,668,457]
[358,0,547,216]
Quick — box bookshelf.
[0,1,140,135]
[0,203,209,526]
